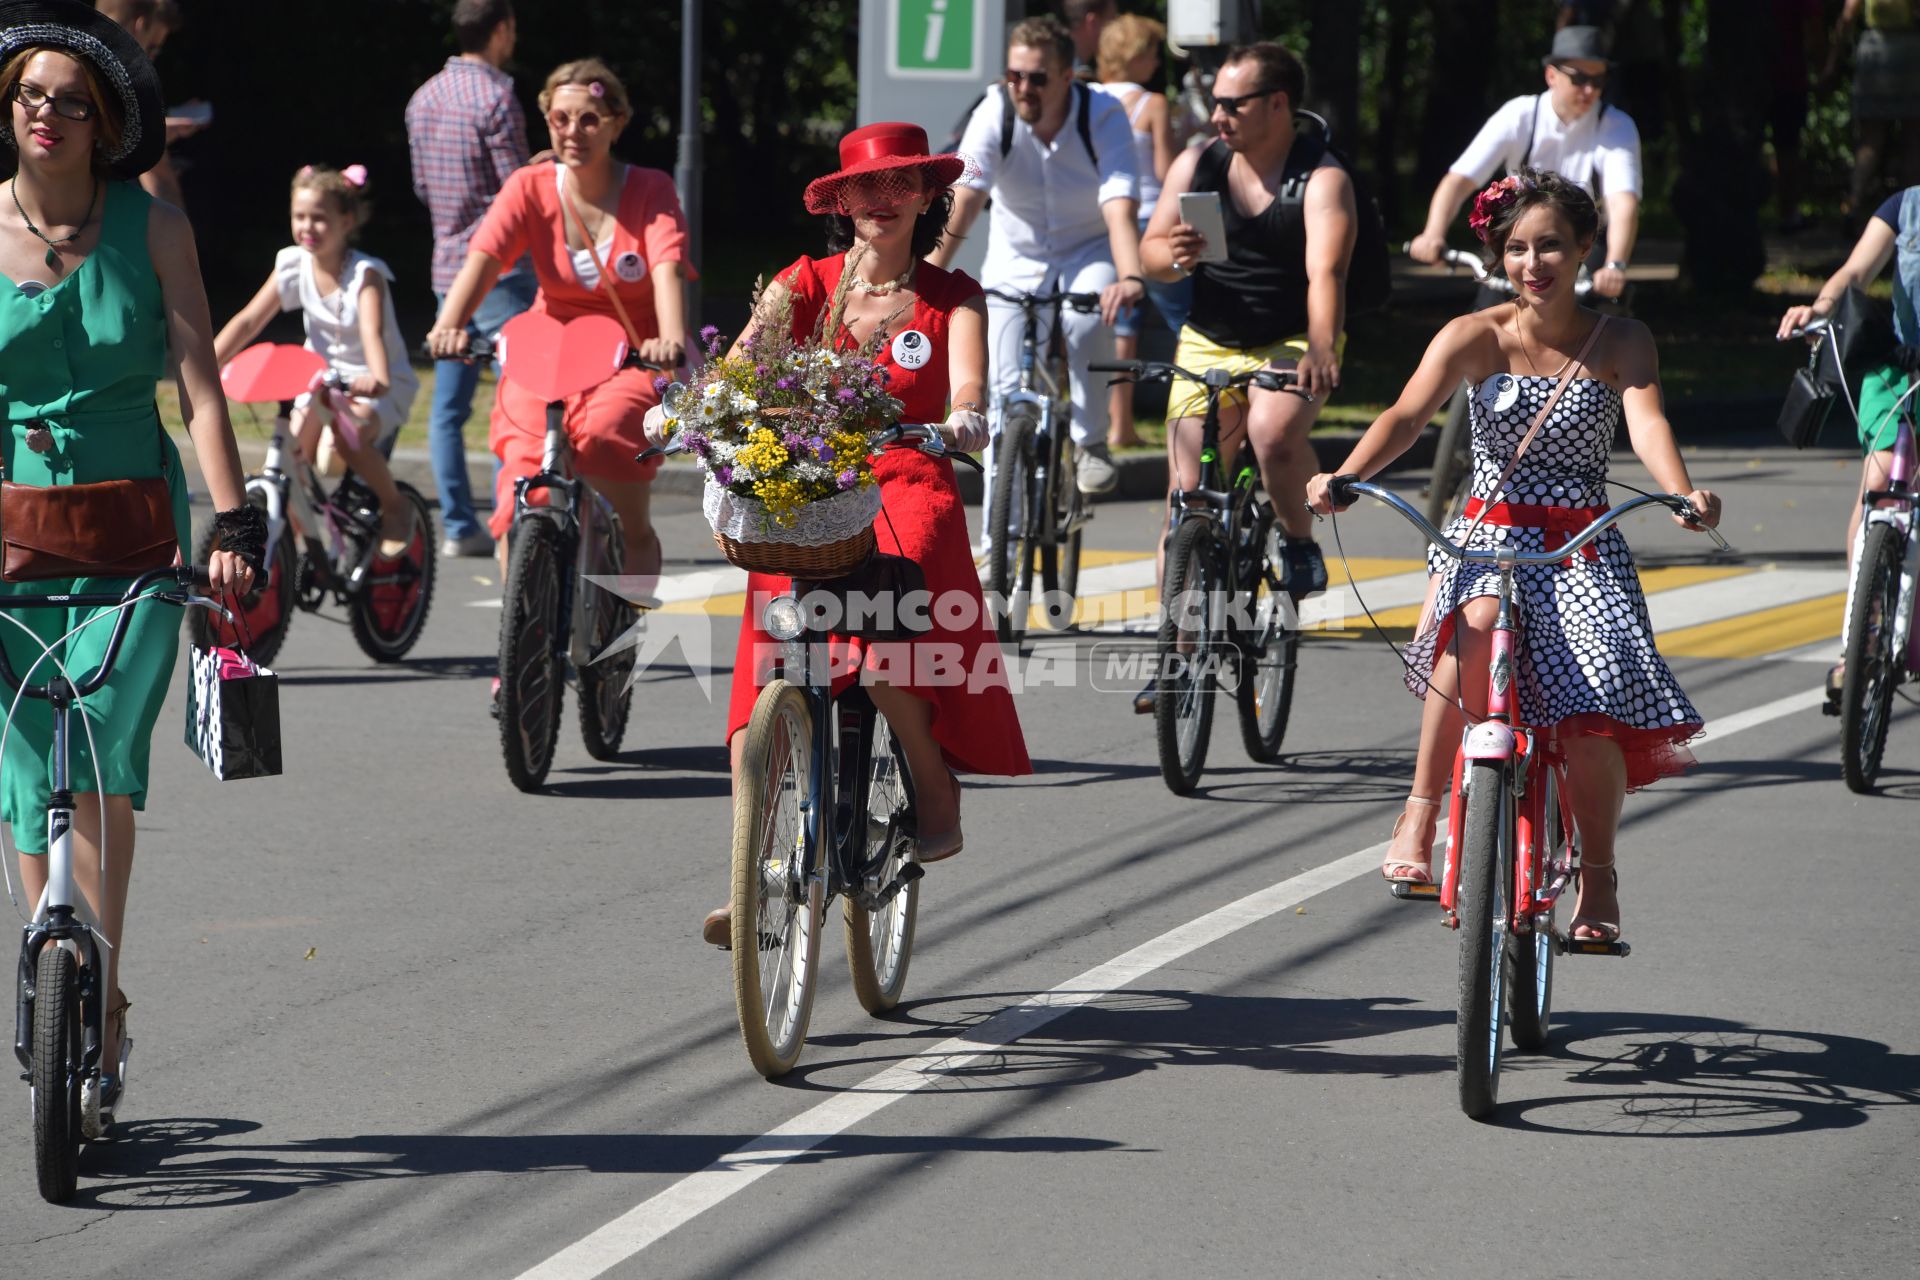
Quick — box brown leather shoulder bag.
[1,417,179,582]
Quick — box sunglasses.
[1005,69,1051,89]
[1211,86,1279,117]
[11,82,96,123]
[1553,65,1607,89]
[547,109,608,133]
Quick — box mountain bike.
[984,287,1100,644]
[1093,359,1305,795]
[690,424,981,1077]
[1330,476,1724,1118]
[469,316,659,791]
[1796,321,1920,792]
[200,343,436,667]
[1414,246,1597,529]
[7,566,227,1202]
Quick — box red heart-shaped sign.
[221,343,328,404]
[498,312,630,404]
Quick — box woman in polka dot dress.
[1308,169,1722,944]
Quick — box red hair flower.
[1468,174,1532,243]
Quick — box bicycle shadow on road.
[536,743,733,799]
[1491,1010,1920,1139]
[789,987,1455,1099]
[66,1115,1122,1211]
[272,654,498,687]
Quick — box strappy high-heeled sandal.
[83,992,132,1139]
[1568,856,1622,942]
[1382,795,1440,884]
[916,768,964,864]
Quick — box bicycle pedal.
[1556,935,1631,958]
[1390,881,1439,901]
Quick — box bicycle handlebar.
[425,335,670,374]
[1327,476,1730,558]
[1402,242,1595,298]
[1089,358,1306,397]
[0,565,231,700]
[984,287,1102,312]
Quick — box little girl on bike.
[214,164,422,553]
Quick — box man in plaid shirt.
[405,0,535,557]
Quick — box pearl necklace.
[848,264,914,296]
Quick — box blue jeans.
[429,265,536,539]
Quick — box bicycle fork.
[13,686,104,1081]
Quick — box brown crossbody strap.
[558,168,647,353]
[1480,314,1609,506]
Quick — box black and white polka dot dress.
[1403,372,1702,788]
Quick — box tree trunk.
[1415,0,1500,195]
[1372,0,1417,230]
[1308,0,1363,149]
[1672,0,1773,294]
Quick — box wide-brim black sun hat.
[0,0,165,181]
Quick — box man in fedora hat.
[1409,25,1642,300]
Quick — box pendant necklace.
[11,178,99,272]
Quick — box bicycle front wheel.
[349,482,437,662]
[1505,763,1564,1052]
[732,681,823,1077]
[1156,518,1218,794]
[1424,381,1474,529]
[988,408,1039,645]
[1235,569,1299,763]
[577,519,636,760]
[498,515,566,790]
[844,716,918,1013]
[1456,758,1510,1118]
[1841,522,1903,793]
[31,944,82,1203]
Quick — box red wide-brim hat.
[802,122,971,216]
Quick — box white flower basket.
[702,478,881,576]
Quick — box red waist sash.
[1462,498,1607,566]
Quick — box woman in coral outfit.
[672,123,1031,946]
[427,57,689,583]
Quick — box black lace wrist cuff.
[212,504,268,579]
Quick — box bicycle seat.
[221,344,327,404]
[497,312,631,403]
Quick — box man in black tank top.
[1140,41,1357,603]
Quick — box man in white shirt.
[930,14,1144,505]
[1408,26,1641,299]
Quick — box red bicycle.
[1329,476,1724,1118]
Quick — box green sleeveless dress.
[0,181,191,853]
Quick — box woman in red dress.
[675,123,1031,946]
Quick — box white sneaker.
[1075,443,1119,495]
[441,531,495,558]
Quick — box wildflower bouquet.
[654,263,906,572]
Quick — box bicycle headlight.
[764,594,805,641]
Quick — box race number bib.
[1480,373,1521,415]
[613,251,646,284]
[891,329,932,370]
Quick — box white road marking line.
[1644,568,1845,632]
[515,686,1827,1280]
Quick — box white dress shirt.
[1450,93,1642,202]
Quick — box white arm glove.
[940,408,989,453]
[642,402,672,448]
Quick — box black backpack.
[938,82,1101,167]
[1280,111,1393,316]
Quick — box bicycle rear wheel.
[349,483,437,662]
[189,490,297,668]
[498,515,567,790]
[577,515,636,760]
[1235,569,1299,763]
[1156,518,1218,794]
[31,944,82,1203]
[1456,758,1510,1118]
[732,681,823,1076]
[1505,763,1565,1052]
[1424,381,1473,529]
[988,409,1040,645]
[844,716,918,1013]
[1039,433,1083,629]
[1841,522,1902,793]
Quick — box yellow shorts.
[1166,328,1346,422]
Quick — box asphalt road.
[3,441,1915,1279]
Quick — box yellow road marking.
[1658,593,1847,658]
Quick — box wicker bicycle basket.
[703,475,882,578]
[713,524,876,577]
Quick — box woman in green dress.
[0,0,259,1109]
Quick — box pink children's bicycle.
[192,344,436,666]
